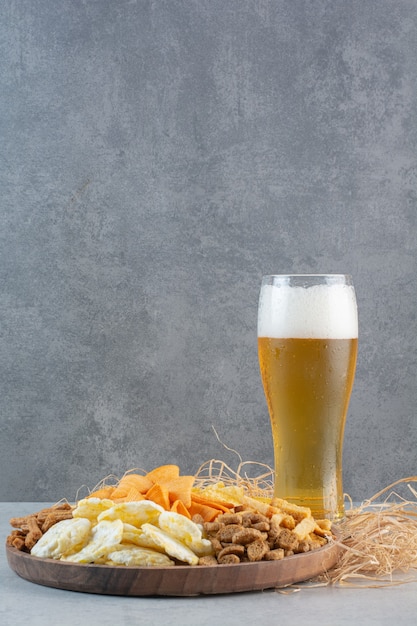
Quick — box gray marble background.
[1,0,416,502]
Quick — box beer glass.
[258,275,358,520]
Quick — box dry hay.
[324,477,417,587]
[193,458,275,498]
[194,461,417,587]
[76,456,417,587]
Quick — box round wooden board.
[6,538,341,596]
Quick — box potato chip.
[145,464,180,484]
[163,476,195,508]
[140,523,199,565]
[194,482,245,507]
[118,473,153,494]
[120,487,145,503]
[105,545,175,567]
[145,483,171,510]
[170,499,191,518]
[97,500,164,527]
[87,487,115,500]
[108,490,128,501]
[190,493,233,516]
[158,511,213,557]
[31,518,91,559]
[187,501,220,522]
[73,497,114,522]
[63,519,124,563]
[122,523,164,552]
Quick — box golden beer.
[258,275,358,520]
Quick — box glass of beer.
[257,275,358,520]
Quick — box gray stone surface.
[0,0,416,502]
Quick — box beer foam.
[258,283,358,339]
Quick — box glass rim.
[261,274,354,288]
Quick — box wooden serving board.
[6,538,341,596]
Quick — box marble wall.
[1,0,416,502]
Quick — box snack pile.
[7,464,333,567]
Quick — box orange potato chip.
[187,501,220,522]
[164,476,195,508]
[191,493,234,512]
[122,487,146,502]
[86,466,236,523]
[87,487,115,500]
[145,483,171,510]
[145,465,180,485]
[170,500,191,519]
[118,473,153,494]
[108,486,128,499]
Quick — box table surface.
[2,502,417,626]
